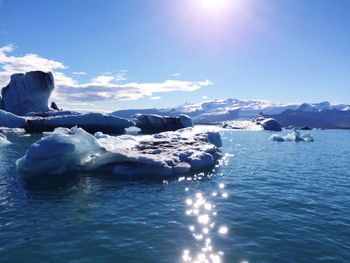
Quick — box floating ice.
[133,113,193,133]
[269,130,314,142]
[0,71,54,115]
[253,116,282,131]
[17,127,222,178]
[25,113,134,134]
[220,120,263,131]
[0,110,27,128]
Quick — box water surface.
[1,130,349,262]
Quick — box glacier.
[17,127,222,178]
[112,98,350,125]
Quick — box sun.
[197,0,230,10]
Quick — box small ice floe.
[269,129,314,142]
[17,127,222,178]
[220,120,263,131]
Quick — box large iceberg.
[25,113,134,134]
[17,127,222,177]
[0,71,134,134]
[133,113,193,133]
[0,71,54,115]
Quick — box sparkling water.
[1,130,349,262]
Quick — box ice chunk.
[220,120,264,131]
[0,71,54,115]
[253,116,282,131]
[17,127,222,178]
[133,113,193,133]
[0,110,27,128]
[25,113,134,134]
[269,130,314,142]
[0,132,11,145]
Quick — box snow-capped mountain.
[112,98,350,123]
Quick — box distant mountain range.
[112,99,350,128]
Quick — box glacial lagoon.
[1,129,350,262]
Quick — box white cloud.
[170,72,181,77]
[55,79,212,102]
[72,71,87,76]
[150,96,161,100]
[0,45,213,105]
[202,95,208,100]
[0,44,67,86]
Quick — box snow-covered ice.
[269,130,314,142]
[17,127,222,177]
[220,120,264,131]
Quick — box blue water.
[1,130,350,262]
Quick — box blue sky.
[0,0,349,111]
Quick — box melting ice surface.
[0,132,11,145]
[16,127,222,177]
[269,130,314,142]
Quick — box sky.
[0,0,349,111]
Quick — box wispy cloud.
[0,45,213,104]
[72,71,87,76]
[170,72,181,77]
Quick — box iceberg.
[269,130,314,142]
[25,113,134,134]
[253,116,282,131]
[0,110,27,128]
[17,127,222,178]
[0,71,134,133]
[133,114,193,133]
[0,71,54,115]
[220,120,264,131]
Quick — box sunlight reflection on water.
[182,180,230,263]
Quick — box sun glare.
[198,0,230,10]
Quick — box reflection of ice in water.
[183,184,229,263]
